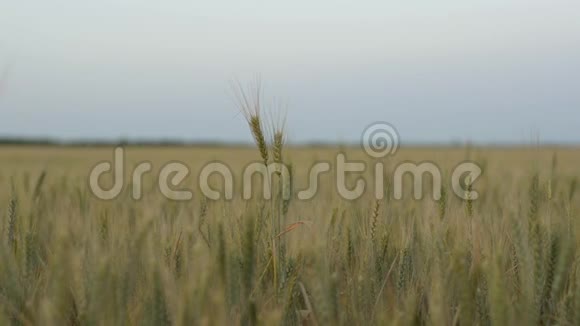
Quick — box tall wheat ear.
[232,78,269,165]
[267,100,287,165]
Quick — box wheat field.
[0,141,579,326]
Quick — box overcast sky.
[0,1,579,144]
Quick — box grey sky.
[1,1,579,144]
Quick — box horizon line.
[0,136,578,148]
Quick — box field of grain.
[0,142,579,325]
